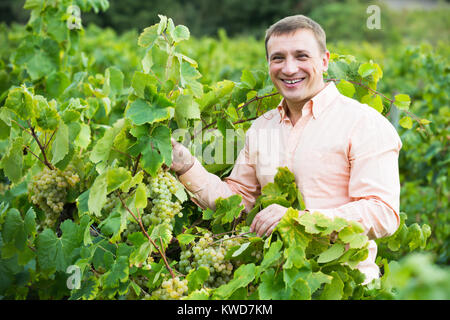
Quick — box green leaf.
[338,222,368,249]
[336,80,355,98]
[151,125,172,167]
[180,61,202,88]
[306,271,332,294]
[172,25,190,42]
[176,233,197,246]
[138,25,159,48]
[284,245,307,269]
[75,123,91,149]
[128,233,152,266]
[211,195,244,225]
[69,276,99,300]
[46,72,70,99]
[258,268,306,299]
[131,72,158,99]
[259,240,283,272]
[125,99,171,126]
[103,67,124,97]
[186,266,209,293]
[399,116,413,129]
[258,269,284,299]
[276,208,310,249]
[319,271,344,300]
[25,38,59,80]
[175,94,200,127]
[90,119,127,173]
[0,137,23,184]
[106,167,132,193]
[88,172,108,217]
[141,147,163,177]
[297,212,322,234]
[5,87,34,121]
[358,62,376,78]
[101,256,129,289]
[393,94,411,111]
[34,95,59,131]
[186,289,210,300]
[361,93,383,113]
[231,242,251,258]
[317,243,345,263]
[120,170,144,193]
[150,223,172,250]
[2,208,27,251]
[51,120,69,164]
[36,220,81,273]
[98,205,128,243]
[327,60,348,79]
[134,183,147,209]
[23,207,37,239]
[213,263,256,299]
[241,69,256,89]
[0,118,10,140]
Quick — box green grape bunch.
[123,169,183,239]
[151,276,189,300]
[28,165,80,228]
[179,233,244,288]
[146,169,183,228]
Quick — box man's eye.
[272,56,283,61]
[297,55,308,60]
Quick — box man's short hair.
[264,15,327,58]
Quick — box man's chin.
[284,94,310,105]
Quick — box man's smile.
[280,77,306,87]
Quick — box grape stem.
[117,193,175,279]
[211,231,252,245]
[27,121,54,170]
[132,153,142,176]
[43,129,57,151]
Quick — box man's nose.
[282,56,298,75]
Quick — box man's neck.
[285,82,327,126]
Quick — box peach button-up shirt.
[179,82,402,284]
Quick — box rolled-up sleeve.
[308,110,403,240]
[178,135,261,213]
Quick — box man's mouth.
[282,77,305,84]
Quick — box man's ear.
[322,50,330,73]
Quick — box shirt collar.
[277,81,340,122]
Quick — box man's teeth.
[284,79,303,84]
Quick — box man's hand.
[250,204,306,237]
[170,138,195,175]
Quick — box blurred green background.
[1,0,449,45]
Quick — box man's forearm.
[178,157,260,213]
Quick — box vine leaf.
[0,137,23,184]
[36,219,82,274]
[51,120,69,164]
[213,263,256,299]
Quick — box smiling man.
[170,15,402,284]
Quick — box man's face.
[267,29,330,107]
